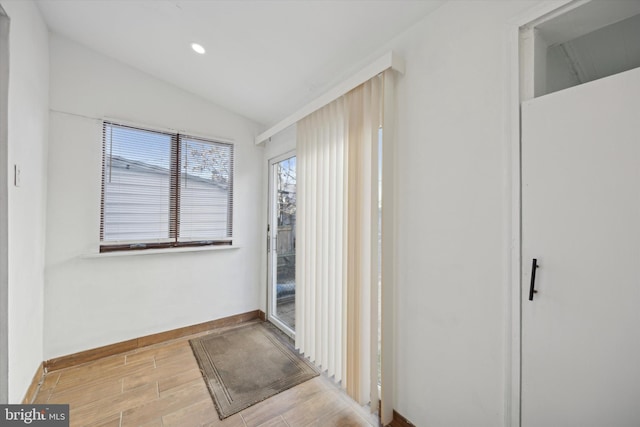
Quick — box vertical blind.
[296,74,383,407]
[296,97,347,383]
[345,76,382,406]
[100,122,233,251]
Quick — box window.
[100,122,233,252]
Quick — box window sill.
[82,244,240,258]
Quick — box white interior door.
[521,67,640,426]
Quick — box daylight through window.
[100,122,233,252]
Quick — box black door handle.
[529,258,539,301]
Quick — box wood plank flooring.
[33,321,379,427]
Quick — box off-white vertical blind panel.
[296,75,383,405]
[345,76,381,405]
[296,98,347,383]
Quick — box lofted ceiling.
[36,0,445,127]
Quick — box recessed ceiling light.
[191,43,206,55]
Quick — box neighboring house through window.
[100,121,233,252]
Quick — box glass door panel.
[268,153,296,336]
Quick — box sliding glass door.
[267,152,296,336]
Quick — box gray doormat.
[189,322,319,419]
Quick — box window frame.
[100,121,234,253]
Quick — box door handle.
[528,258,539,301]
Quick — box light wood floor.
[33,321,379,427]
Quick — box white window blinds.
[179,136,234,242]
[100,122,233,252]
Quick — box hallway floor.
[33,321,378,427]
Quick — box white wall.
[1,0,49,403]
[257,4,543,424]
[264,125,297,163]
[379,1,536,425]
[44,33,264,360]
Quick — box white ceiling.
[36,0,445,127]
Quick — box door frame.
[505,1,586,425]
[267,150,296,338]
[0,5,9,404]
